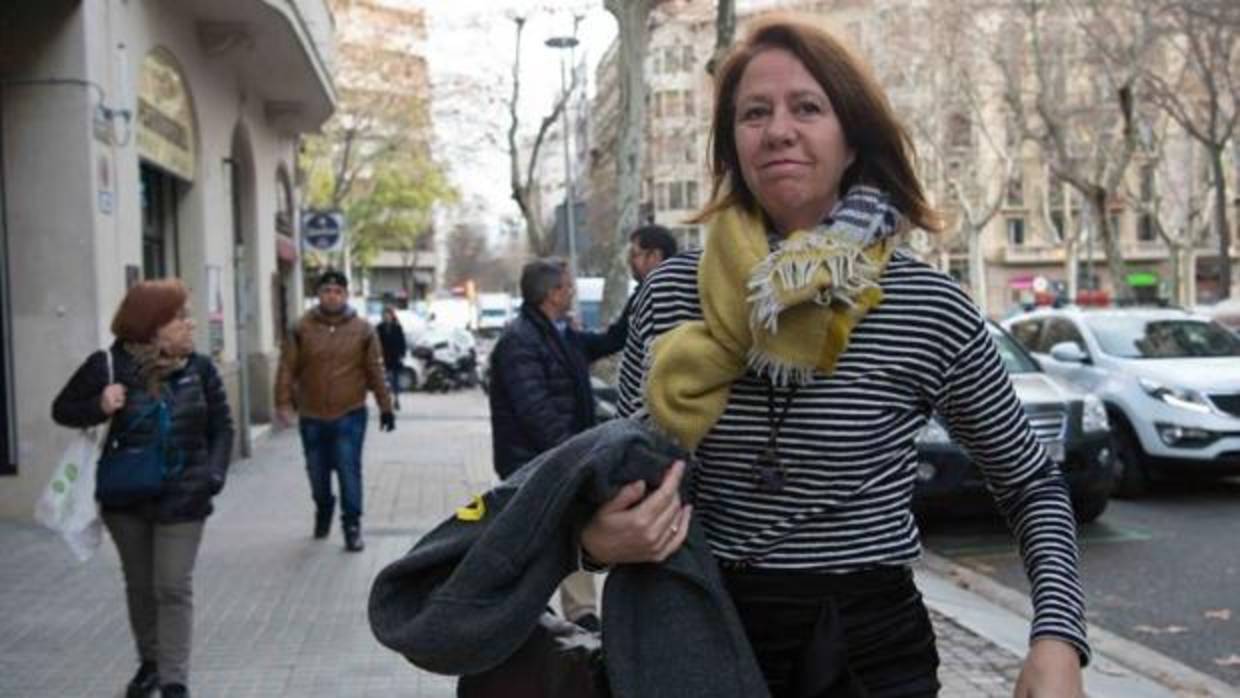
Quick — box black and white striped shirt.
[618,249,1089,660]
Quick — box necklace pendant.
[754,447,786,493]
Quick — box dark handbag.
[96,388,179,507]
[456,612,608,698]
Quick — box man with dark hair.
[589,224,679,357]
[275,269,394,552]
[487,258,611,631]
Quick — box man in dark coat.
[487,257,610,630]
[586,224,679,358]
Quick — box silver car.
[1003,307,1240,496]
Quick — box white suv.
[1003,307,1240,496]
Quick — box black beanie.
[316,269,348,290]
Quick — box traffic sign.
[302,210,345,252]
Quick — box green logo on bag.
[52,480,67,494]
[65,463,79,482]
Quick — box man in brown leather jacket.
[275,269,394,552]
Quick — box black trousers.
[722,564,940,698]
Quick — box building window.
[671,226,701,250]
[656,180,700,211]
[1006,217,1026,246]
[653,90,694,119]
[1141,164,1155,201]
[1049,210,1066,243]
[948,112,972,149]
[1138,214,1157,243]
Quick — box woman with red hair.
[52,279,234,698]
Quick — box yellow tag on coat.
[455,495,486,522]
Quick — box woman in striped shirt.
[580,15,1088,698]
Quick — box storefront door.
[140,163,180,279]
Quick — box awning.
[276,233,298,263]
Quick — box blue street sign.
[302,210,345,252]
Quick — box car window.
[1041,318,1086,353]
[987,324,1040,374]
[1085,316,1240,358]
[1008,320,1043,351]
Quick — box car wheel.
[1073,496,1107,524]
[397,367,417,392]
[1112,417,1149,498]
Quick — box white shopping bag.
[34,349,112,561]
[34,427,106,561]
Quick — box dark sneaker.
[344,525,365,552]
[573,612,601,633]
[160,684,188,698]
[125,662,159,698]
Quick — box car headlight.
[1081,394,1109,433]
[916,419,952,444]
[1138,377,1212,414]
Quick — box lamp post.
[546,34,580,310]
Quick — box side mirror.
[1049,341,1088,363]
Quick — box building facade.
[590,0,1237,316]
[0,0,336,518]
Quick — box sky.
[420,1,619,232]
[416,0,784,234]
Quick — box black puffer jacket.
[488,305,606,479]
[52,343,235,523]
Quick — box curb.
[918,550,1237,698]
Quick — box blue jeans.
[298,407,368,528]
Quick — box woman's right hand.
[99,383,126,415]
[580,459,693,565]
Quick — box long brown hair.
[693,15,942,233]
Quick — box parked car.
[914,321,1115,524]
[1003,306,1240,496]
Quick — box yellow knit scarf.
[645,205,895,450]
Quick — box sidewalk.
[0,391,1229,697]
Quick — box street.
[922,478,1240,688]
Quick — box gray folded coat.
[367,418,770,698]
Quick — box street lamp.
[546,34,580,311]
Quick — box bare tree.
[998,0,1159,302]
[1141,0,1240,300]
[600,0,667,321]
[893,0,1017,315]
[507,15,581,256]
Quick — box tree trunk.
[706,0,736,76]
[602,0,654,321]
[1208,144,1233,299]
[1089,187,1131,302]
[966,222,988,316]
